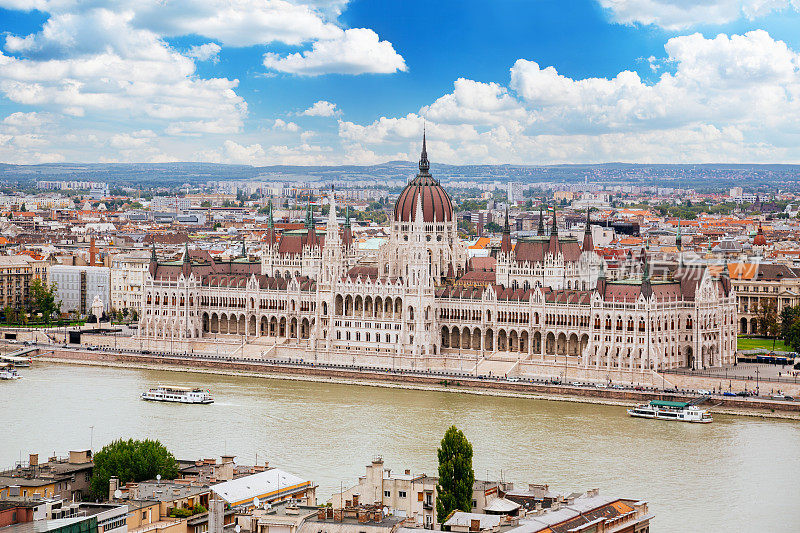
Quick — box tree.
[90,438,179,499]
[436,426,475,524]
[780,305,800,340]
[787,318,800,353]
[758,300,778,338]
[484,221,502,233]
[30,279,60,323]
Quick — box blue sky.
[2,0,800,165]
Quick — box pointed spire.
[266,199,277,247]
[548,207,560,254]
[181,241,191,277]
[241,236,247,258]
[582,207,594,252]
[676,218,682,251]
[267,199,274,229]
[418,127,430,177]
[501,207,512,254]
[150,241,157,262]
[305,200,313,230]
[720,255,732,296]
[537,207,544,236]
[341,203,352,249]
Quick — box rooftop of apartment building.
[0,452,93,488]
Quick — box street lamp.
[755,367,760,396]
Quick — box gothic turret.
[181,242,191,278]
[641,254,652,299]
[500,207,512,254]
[149,242,158,278]
[342,206,353,249]
[548,207,560,254]
[266,200,277,247]
[582,208,593,252]
[537,207,544,236]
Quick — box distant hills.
[2,161,800,190]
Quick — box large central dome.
[393,134,454,223]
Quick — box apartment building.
[50,265,110,317]
[110,253,149,314]
[0,256,32,309]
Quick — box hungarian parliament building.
[139,136,737,382]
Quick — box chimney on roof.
[89,237,97,266]
[109,477,119,501]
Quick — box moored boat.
[141,385,214,404]
[0,367,21,380]
[627,400,712,423]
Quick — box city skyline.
[1,1,800,165]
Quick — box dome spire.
[418,126,430,176]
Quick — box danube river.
[3,364,799,531]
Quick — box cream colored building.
[328,458,512,529]
[111,252,150,314]
[727,262,800,334]
[0,255,32,309]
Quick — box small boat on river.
[628,400,713,423]
[141,385,214,404]
[0,366,22,380]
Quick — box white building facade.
[110,252,149,314]
[50,265,110,317]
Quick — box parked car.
[723,392,737,397]
[770,394,786,400]
[697,389,711,395]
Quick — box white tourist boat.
[627,400,713,423]
[0,367,21,380]
[141,385,214,404]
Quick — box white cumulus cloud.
[187,42,221,62]
[597,0,800,30]
[301,100,338,116]
[263,28,406,75]
[338,30,800,164]
[273,118,300,131]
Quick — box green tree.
[30,279,60,323]
[758,300,778,338]
[436,426,475,524]
[484,221,502,233]
[780,306,800,340]
[90,438,179,499]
